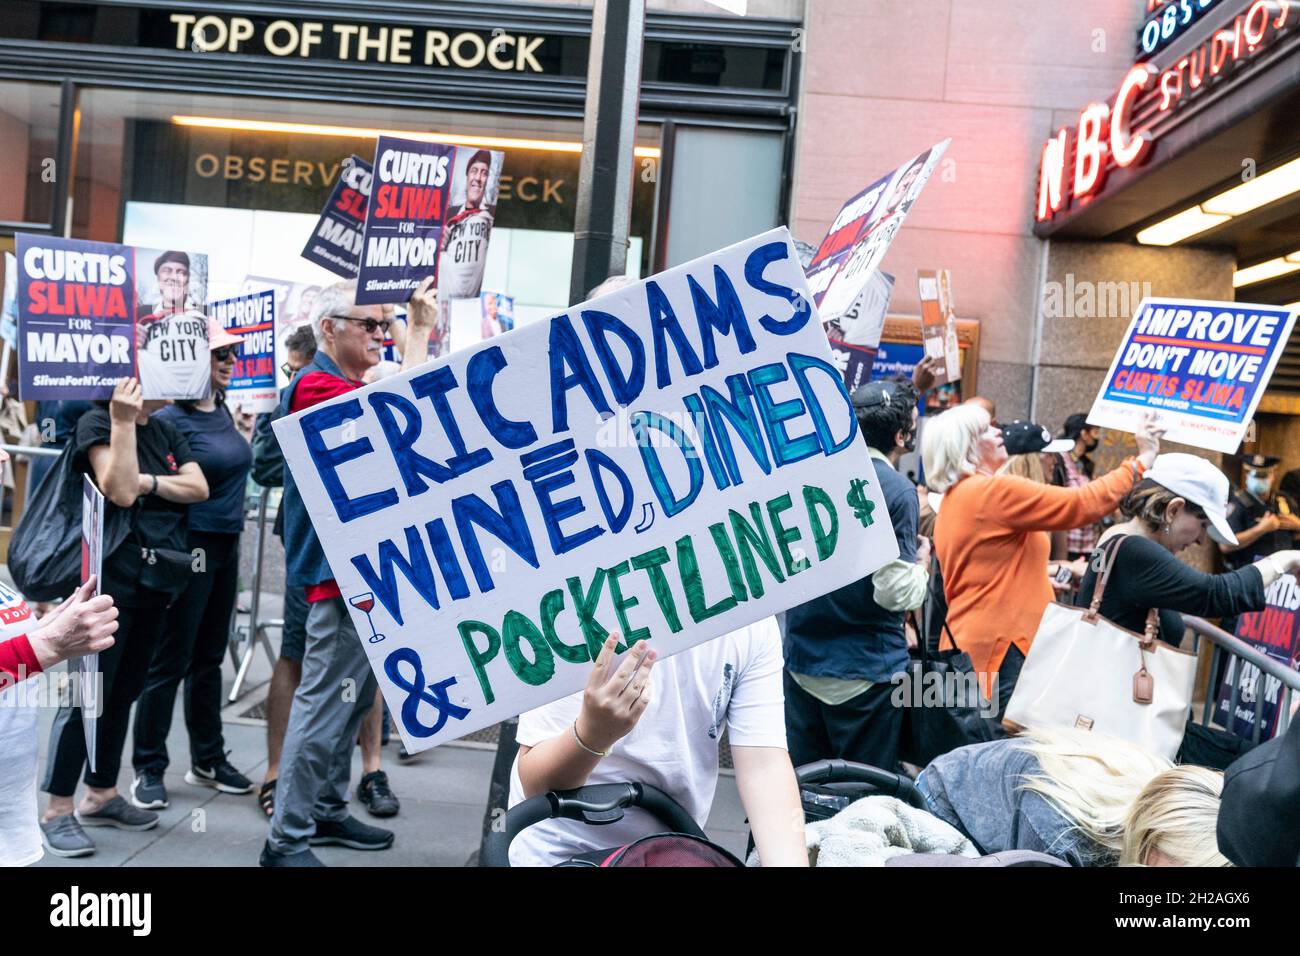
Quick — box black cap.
[1003,420,1075,456]
[1238,454,1281,469]
[153,250,190,274]
[1060,412,1092,440]
[850,380,902,410]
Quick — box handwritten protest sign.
[355,136,456,305]
[1215,573,1300,741]
[806,140,949,325]
[212,289,277,412]
[1088,298,1297,454]
[16,235,211,400]
[276,228,898,752]
[302,155,372,278]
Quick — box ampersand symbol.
[384,647,471,739]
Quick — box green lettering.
[540,588,588,664]
[729,502,785,599]
[458,620,501,705]
[767,492,810,575]
[630,547,683,633]
[804,484,839,560]
[605,561,652,648]
[676,532,739,623]
[709,522,748,605]
[502,610,555,687]
[566,567,609,660]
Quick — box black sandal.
[259,780,276,818]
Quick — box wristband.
[150,474,159,496]
[571,721,610,758]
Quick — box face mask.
[1084,438,1100,453]
[902,430,917,453]
[1246,475,1272,497]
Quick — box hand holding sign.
[28,576,118,670]
[1134,411,1165,469]
[109,377,143,426]
[576,635,658,753]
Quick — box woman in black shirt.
[1077,453,1300,647]
[40,378,208,858]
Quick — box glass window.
[664,126,784,268]
[0,80,61,227]
[72,88,660,322]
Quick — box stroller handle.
[795,759,928,809]
[481,782,706,867]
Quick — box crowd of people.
[1,272,1298,870]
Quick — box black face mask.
[1083,438,1100,453]
[902,430,917,454]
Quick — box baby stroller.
[481,782,743,867]
[795,759,928,822]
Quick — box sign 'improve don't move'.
[275,228,897,753]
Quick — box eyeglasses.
[333,315,392,335]
[212,346,240,361]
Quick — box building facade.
[793,0,1300,479]
[5,0,1299,473]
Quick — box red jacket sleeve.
[290,371,360,414]
[0,634,42,687]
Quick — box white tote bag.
[1003,536,1197,760]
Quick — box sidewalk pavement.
[25,587,750,868]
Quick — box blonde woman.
[915,728,1228,866]
[921,405,1162,715]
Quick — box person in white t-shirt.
[0,574,119,867]
[508,618,808,867]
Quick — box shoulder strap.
[1084,534,1129,620]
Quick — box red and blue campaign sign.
[804,140,948,325]
[355,136,455,305]
[1215,573,1300,741]
[212,289,277,412]
[302,154,372,278]
[16,234,136,400]
[1088,297,1297,453]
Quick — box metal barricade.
[226,484,281,702]
[1180,614,1297,743]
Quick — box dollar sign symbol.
[847,478,874,527]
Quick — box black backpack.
[8,445,133,602]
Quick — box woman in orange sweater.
[921,405,1161,716]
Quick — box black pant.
[995,644,1026,721]
[133,531,241,773]
[43,600,169,795]
[783,670,905,772]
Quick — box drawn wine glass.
[349,592,386,644]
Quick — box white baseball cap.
[1144,453,1237,546]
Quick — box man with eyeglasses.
[261,276,438,867]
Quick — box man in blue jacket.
[782,378,930,771]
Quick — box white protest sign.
[275,228,898,753]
